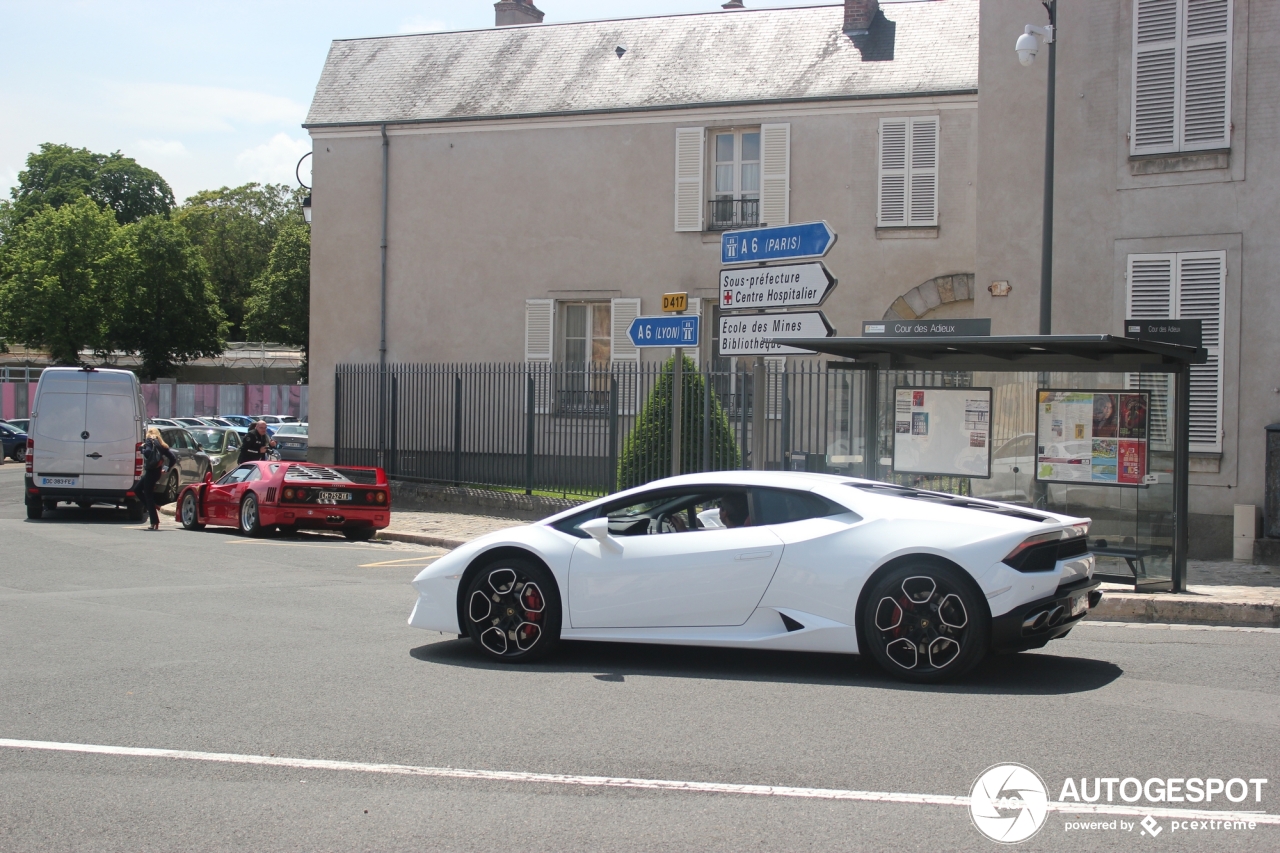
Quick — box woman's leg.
[140,471,160,527]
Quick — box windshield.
[188,429,224,450]
[275,425,306,435]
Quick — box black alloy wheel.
[463,559,561,663]
[862,562,989,684]
[179,491,204,530]
[239,493,263,537]
[163,472,180,505]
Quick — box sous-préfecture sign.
[719,262,836,311]
[720,311,834,356]
[721,221,836,266]
[628,315,700,348]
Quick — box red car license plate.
[317,491,352,504]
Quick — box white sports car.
[409,472,1101,682]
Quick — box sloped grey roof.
[306,1,978,127]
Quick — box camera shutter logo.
[969,764,1049,843]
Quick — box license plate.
[285,442,303,448]
[39,476,79,488]
[316,491,352,504]
[1071,593,1090,617]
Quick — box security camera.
[1015,31,1040,66]
[1015,24,1054,66]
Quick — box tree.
[174,183,301,339]
[9,143,174,226]
[617,356,742,490]
[244,219,310,378]
[0,197,118,364]
[109,216,226,379]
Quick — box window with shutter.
[878,117,938,227]
[525,299,554,414]
[759,123,790,227]
[674,127,705,232]
[765,357,786,421]
[1131,0,1232,156]
[610,298,641,415]
[1125,251,1225,453]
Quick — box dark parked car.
[186,427,243,481]
[156,427,213,505]
[1,421,28,463]
[5,418,30,433]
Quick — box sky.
[0,0,846,203]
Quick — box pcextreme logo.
[969,764,1050,844]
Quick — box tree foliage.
[244,219,310,377]
[10,143,174,226]
[174,183,302,339]
[617,356,742,490]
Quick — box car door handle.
[735,550,774,561]
[85,452,102,459]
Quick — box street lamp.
[295,151,313,224]
[1016,1,1056,335]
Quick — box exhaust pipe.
[1088,590,1103,609]
[1022,610,1050,633]
[1046,605,1066,627]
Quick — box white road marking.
[1079,621,1280,634]
[1,738,1276,824]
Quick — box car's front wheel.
[179,491,204,530]
[463,558,561,663]
[239,494,263,537]
[862,562,989,683]
[13,445,26,464]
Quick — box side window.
[750,489,849,526]
[228,432,241,449]
[554,489,748,538]
[245,466,263,482]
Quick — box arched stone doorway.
[882,273,975,321]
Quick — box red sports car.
[175,461,391,540]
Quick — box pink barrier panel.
[198,385,218,417]
[245,385,264,416]
[135,384,307,419]
[142,385,161,419]
[1,384,13,421]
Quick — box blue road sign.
[628,315,700,348]
[721,220,836,265]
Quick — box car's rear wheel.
[239,494,263,537]
[180,491,204,530]
[161,471,180,506]
[862,562,988,684]
[13,445,26,464]
[343,527,375,541]
[464,558,561,663]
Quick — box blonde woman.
[136,426,177,530]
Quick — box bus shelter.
[788,335,1205,593]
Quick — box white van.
[25,367,146,520]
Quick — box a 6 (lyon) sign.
[628,315,700,348]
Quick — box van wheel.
[26,499,43,520]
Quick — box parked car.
[200,417,234,428]
[185,427,243,481]
[5,418,30,433]
[219,415,263,434]
[1,421,28,463]
[155,427,213,505]
[147,418,179,427]
[26,367,147,519]
[272,423,309,461]
[176,461,390,540]
[173,417,209,429]
[408,471,1100,682]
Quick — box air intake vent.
[779,613,805,632]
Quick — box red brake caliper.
[522,587,543,639]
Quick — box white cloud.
[398,15,448,33]
[102,82,307,134]
[133,138,190,159]
[235,133,311,186]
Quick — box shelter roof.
[788,335,1206,371]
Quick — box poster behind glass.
[892,387,992,478]
[1035,390,1149,486]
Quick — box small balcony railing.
[708,197,760,231]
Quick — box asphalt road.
[0,461,1277,852]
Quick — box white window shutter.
[759,123,790,227]
[1132,0,1180,155]
[908,116,939,227]
[1180,0,1232,150]
[877,119,908,226]
[764,357,786,421]
[674,127,705,232]
[525,298,554,414]
[1176,251,1225,452]
[1126,254,1175,450]
[609,298,641,364]
[686,297,702,366]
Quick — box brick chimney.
[495,0,544,26]
[843,0,879,34]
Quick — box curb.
[1090,593,1280,628]
[375,530,467,549]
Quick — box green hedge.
[617,355,742,490]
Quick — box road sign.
[721,221,836,265]
[628,315,700,348]
[720,262,836,311]
[662,292,688,313]
[861,319,992,337]
[718,311,834,356]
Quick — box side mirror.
[204,471,214,484]
[579,517,618,547]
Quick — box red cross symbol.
[723,291,733,306]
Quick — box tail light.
[133,442,143,478]
[1003,525,1092,573]
[283,487,295,500]
[365,490,387,504]
[296,487,309,501]
[25,439,34,475]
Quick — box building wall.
[308,95,980,459]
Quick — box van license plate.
[317,491,352,504]
[39,476,79,488]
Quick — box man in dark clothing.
[137,427,178,530]
[238,420,276,464]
